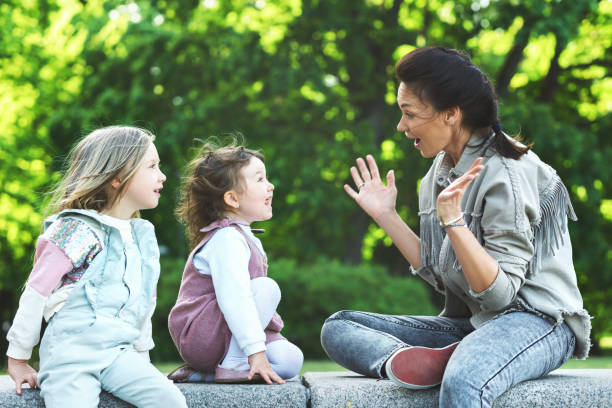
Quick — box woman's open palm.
[344,155,397,220]
[436,158,484,222]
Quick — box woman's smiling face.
[396,82,455,159]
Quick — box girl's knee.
[277,347,303,379]
[268,341,303,379]
[251,277,281,304]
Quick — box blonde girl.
[6,126,186,408]
[168,139,303,385]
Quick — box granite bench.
[1,369,610,407]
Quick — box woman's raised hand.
[344,155,397,221]
[436,157,484,223]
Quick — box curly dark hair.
[176,136,264,249]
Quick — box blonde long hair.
[44,126,155,220]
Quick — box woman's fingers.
[356,157,372,182]
[469,157,484,170]
[386,169,395,189]
[344,184,359,200]
[349,166,364,189]
[366,155,380,180]
[454,174,476,188]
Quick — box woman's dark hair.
[176,136,264,248]
[395,46,531,159]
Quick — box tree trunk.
[538,36,566,102]
[496,26,532,98]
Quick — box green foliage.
[268,258,437,358]
[1,0,611,364]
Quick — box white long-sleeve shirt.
[6,215,155,361]
[192,225,267,356]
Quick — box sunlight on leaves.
[601,200,612,222]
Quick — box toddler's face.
[232,157,274,224]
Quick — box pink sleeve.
[27,238,74,297]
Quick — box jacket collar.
[436,130,494,187]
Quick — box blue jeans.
[321,310,575,408]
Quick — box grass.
[560,356,612,369]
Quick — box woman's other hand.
[247,351,285,385]
[7,357,38,395]
[344,155,397,221]
[436,157,484,223]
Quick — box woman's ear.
[224,190,240,209]
[444,106,462,126]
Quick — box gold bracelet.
[439,213,464,228]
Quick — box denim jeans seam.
[478,323,557,406]
[357,312,462,333]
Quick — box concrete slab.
[176,378,308,408]
[303,369,612,408]
[0,375,307,408]
[304,371,439,408]
[1,369,611,407]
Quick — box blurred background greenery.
[1,0,611,369]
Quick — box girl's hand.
[247,351,285,385]
[436,158,484,223]
[344,155,397,221]
[7,357,38,395]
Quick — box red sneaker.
[385,342,459,389]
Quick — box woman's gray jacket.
[412,132,591,359]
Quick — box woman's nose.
[397,118,406,132]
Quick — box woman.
[320,46,590,408]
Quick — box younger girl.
[168,140,303,384]
[6,126,186,408]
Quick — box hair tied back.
[492,122,502,134]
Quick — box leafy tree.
[1,0,610,364]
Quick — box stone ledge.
[0,376,307,408]
[304,370,612,408]
[1,369,611,407]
